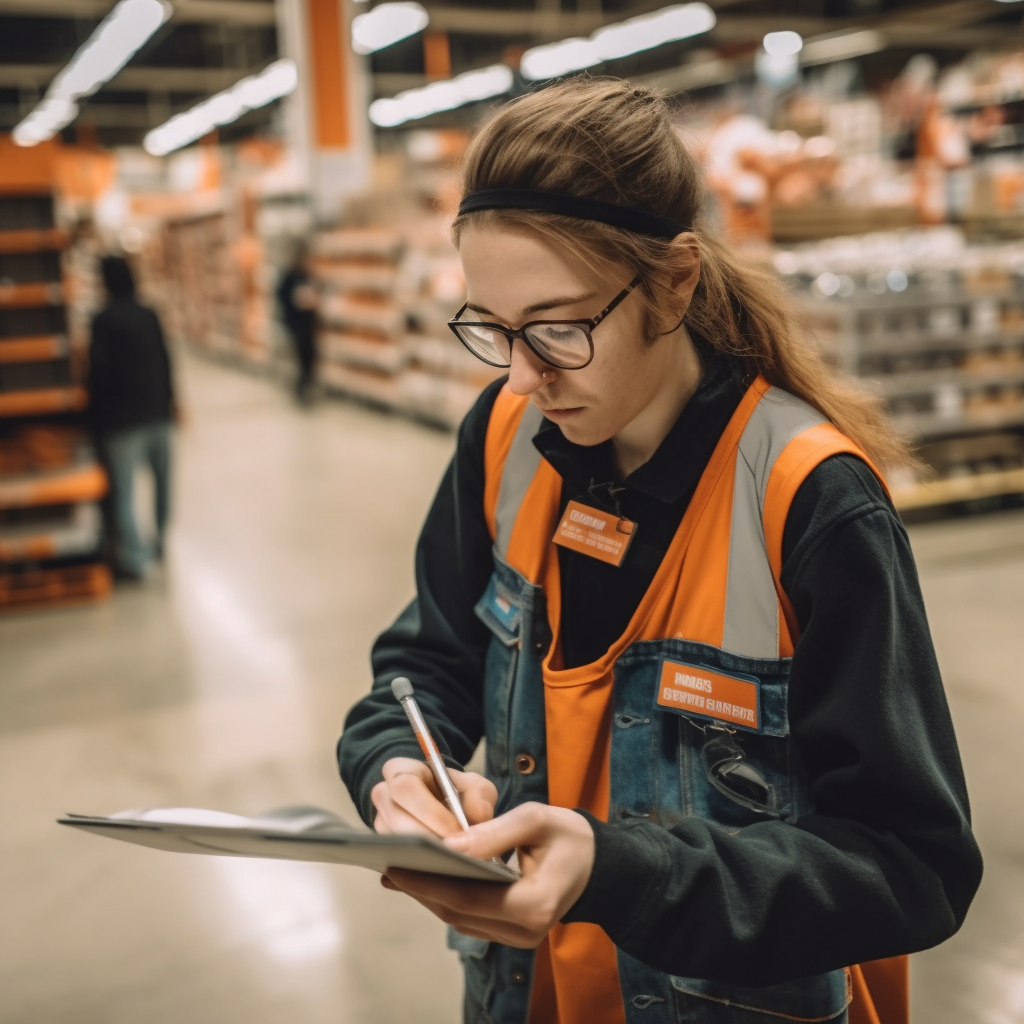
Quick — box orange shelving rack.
[0,186,110,611]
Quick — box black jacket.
[88,297,175,433]
[338,363,982,985]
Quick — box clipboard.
[57,806,520,883]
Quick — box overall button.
[511,971,527,985]
[515,753,536,775]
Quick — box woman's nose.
[507,337,550,396]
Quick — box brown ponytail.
[452,77,913,472]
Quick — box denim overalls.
[450,379,874,1024]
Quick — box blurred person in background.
[88,255,176,582]
[277,243,319,404]
[339,80,982,1024]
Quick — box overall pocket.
[650,641,806,827]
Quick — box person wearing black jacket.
[88,256,175,581]
[338,80,981,1024]
[276,245,319,404]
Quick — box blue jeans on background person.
[102,420,172,579]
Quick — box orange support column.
[306,0,351,148]
[424,31,452,80]
[276,0,370,221]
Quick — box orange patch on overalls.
[657,660,760,731]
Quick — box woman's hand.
[371,756,497,838]
[381,802,596,948]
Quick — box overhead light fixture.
[13,0,171,147]
[352,2,429,56]
[143,59,298,156]
[762,31,803,57]
[800,30,885,65]
[369,64,514,128]
[520,3,716,82]
[756,31,803,86]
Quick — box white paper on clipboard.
[57,806,519,883]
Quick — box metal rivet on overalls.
[511,970,527,985]
[515,753,536,775]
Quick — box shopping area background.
[1,1,1023,1022]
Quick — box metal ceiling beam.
[0,0,276,25]
[0,64,258,91]
[640,0,1008,95]
[0,102,152,126]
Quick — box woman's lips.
[539,406,584,422]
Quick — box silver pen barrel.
[398,691,471,831]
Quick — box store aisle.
[1,352,1022,1024]
[0,353,462,1024]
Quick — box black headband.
[457,188,687,240]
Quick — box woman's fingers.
[452,771,498,824]
[378,802,596,948]
[443,802,550,861]
[371,780,440,835]
[382,876,541,948]
[375,757,494,837]
[375,757,496,836]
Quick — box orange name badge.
[657,660,760,731]
[552,499,637,567]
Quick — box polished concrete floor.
[2,353,1022,1024]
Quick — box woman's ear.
[668,234,701,299]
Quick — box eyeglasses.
[700,725,779,818]
[447,275,641,370]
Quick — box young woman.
[338,79,982,1024]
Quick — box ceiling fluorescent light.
[13,0,171,147]
[520,39,602,82]
[521,2,715,82]
[593,4,717,61]
[352,2,429,56]
[800,30,885,65]
[762,31,803,57]
[143,59,298,156]
[369,64,513,128]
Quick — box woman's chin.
[555,418,615,448]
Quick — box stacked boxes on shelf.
[160,190,302,370]
[314,226,408,410]
[163,209,241,359]
[312,215,502,429]
[399,215,504,426]
[780,227,1024,510]
[0,191,110,610]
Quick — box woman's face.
[459,224,692,448]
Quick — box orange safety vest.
[467,375,908,1024]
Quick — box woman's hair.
[452,78,912,471]
[100,255,136,299]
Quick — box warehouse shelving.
[311,159,502,429]
[0,189,110,611]
[782,228,1024,512]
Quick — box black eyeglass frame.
[447,274,642,370]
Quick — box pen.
[391,676,471,831]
